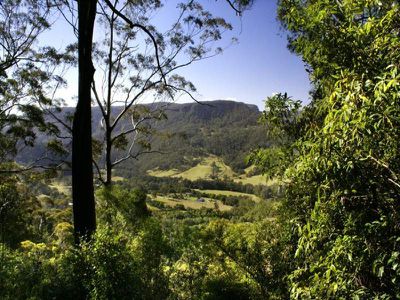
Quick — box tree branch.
[103,0,168,88]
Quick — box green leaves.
[274,0,400,297]
[248,93,305,179]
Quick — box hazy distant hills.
[18,100,269,177]
[116,100,269,177]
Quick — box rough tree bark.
[72,0,98,243]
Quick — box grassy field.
[147,169,181,177]
[152,195,232,211]
[195,189,262,202]
[147,155,271,186]
[232,165,269,185]
[146,204,160,211]
[234,174,267,185]
[244,165,256,174]
[147,156,236,181]
[112,176,125,182]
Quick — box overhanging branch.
[103,0,168,88]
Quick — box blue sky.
[43,0,310,110]
[173,0,311,109]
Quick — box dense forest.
[17,100,269,175]
[1,0,399,299]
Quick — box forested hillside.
[18,100,269,176]
[119,100,269,175]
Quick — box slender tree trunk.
[104,11,115,188]
[105,130,112,186]
[72,0,98,243]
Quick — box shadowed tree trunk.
[72,0,98,243]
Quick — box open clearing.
[147,156,270,186]
[152,195,232,211]
[148,169,181,177]
[196,189,262,202]
[148,156,236,181]
[112,176,125,182]
[234,174,267,185]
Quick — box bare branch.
[103,0,168,87]
[111,79,161,130]
[92,158,105,184]
[112,150,166,167]
[225,0,244,16]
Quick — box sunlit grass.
[195,189,261,202]
[147,169,181,177]
[147,156,236,181]
[152,195,232,211]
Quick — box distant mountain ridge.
[18,100,269,176]
[113,100,269,176]
[159,100,259,121]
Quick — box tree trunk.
[105,129,112,186]
[72,0,98,244]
